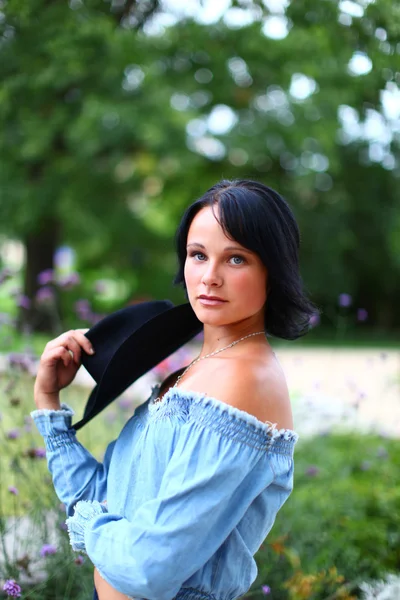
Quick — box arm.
[31,328,116,515]
[94,568,129,600]
[31,403,116,516]
[66,418,276,600]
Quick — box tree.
[1,0,399,333]
[0,0,174,330]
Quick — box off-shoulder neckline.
[149,383,298,442]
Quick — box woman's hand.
[34,329,94,409]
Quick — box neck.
[200,323,267,356]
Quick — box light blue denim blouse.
[31,384,298,600]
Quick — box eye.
[189,251,206,261]
[230,255,246,265]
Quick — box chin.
[192,303,232,326]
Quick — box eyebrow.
[186,242,253,254]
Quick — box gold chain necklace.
[154,330,265,404]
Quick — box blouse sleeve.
[30,403,116,516]
[70,418,282,600]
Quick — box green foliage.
[0,368,399,599]
[0,0,400,330]
[251,434,400,599]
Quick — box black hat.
[73,300,202,430]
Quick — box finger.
[44,330,76,352]
[65,336,82,365]
[41,346,74,369]
[70,330,95,355]
[45,330,94,356]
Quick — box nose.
[201,261,223,287]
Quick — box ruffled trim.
[30,402,74,419]
[65,500,108,553]
[149,386,298,454]
[30,402,77,441]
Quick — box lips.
[199,295,226,302]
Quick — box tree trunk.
[18,218,62,335]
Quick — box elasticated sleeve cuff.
[30,403,75,436]
[66,500,108,553]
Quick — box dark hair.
[174,179,317,340]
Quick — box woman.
[31,179,316,600]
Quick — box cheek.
[183,259,196,289]
[233,270,267,303]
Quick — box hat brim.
[73,302,202,430]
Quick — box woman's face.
[184,205,268,329]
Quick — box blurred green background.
[1,3,400,598]
[0,0,399,345]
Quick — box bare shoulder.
[210,354,293,430]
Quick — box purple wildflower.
[305,465,319,477]
[59,521,68,531]
[309,313,320,328]
[8,353,33,372]
[40,544,57,557]
[261,585,271,595]
[357,308,368,322]
[8,486,19,495]
[37,269,54,286]
[7,429,20,440]
[25,448,41,459]
[16,294,31,309]
[54,246,75,269]
[75,299,91,320]
[58,272,81,289]
[3,579,22,597]
[75,555,85,565]
[36,286,55,304]
[338,293,352,307]
[34,447,46,458]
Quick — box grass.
[273,327,400,350]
